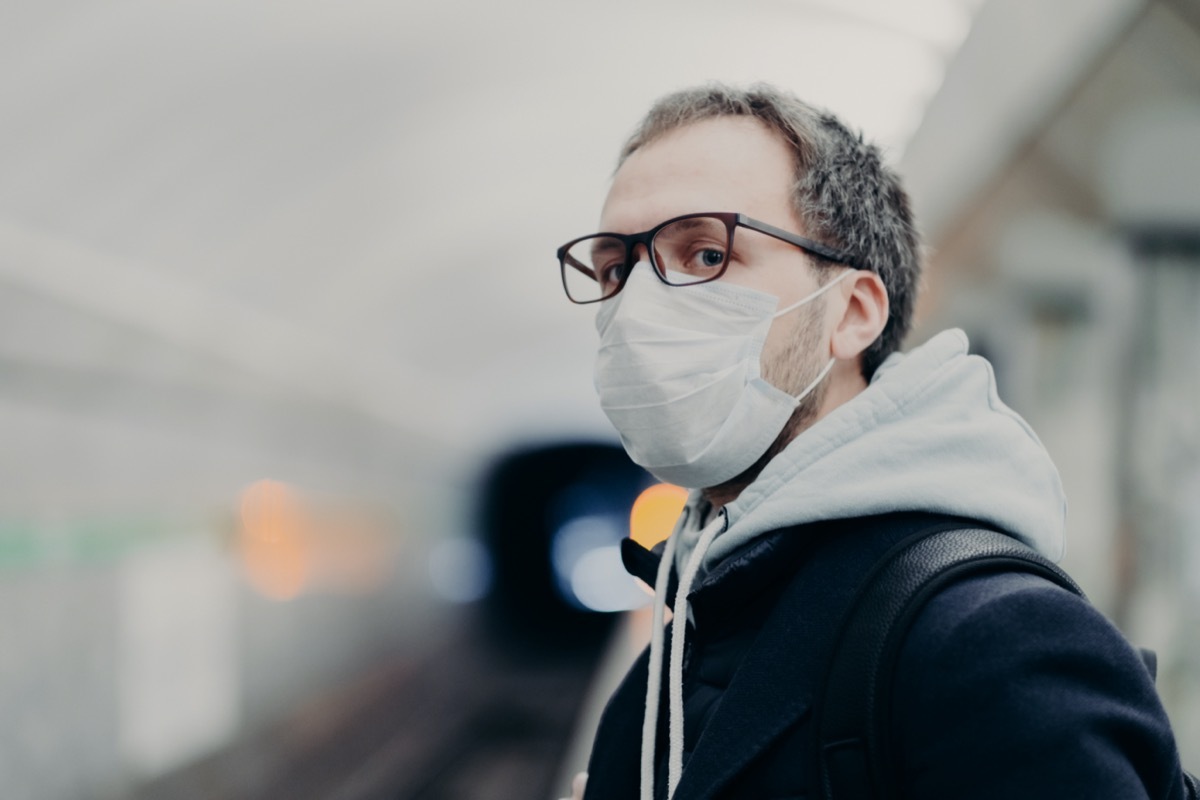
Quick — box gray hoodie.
[643,327,1068,800]
[672,326,1067,575]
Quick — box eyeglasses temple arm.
[561,252,598,281]
[737,214,866,270]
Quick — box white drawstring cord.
[665,517,724,798]
[639,506,725,800]
[640,510,685,800]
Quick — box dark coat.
[582,513,1188,800]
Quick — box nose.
[630,242,653,268]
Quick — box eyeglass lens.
[561,215,731,303]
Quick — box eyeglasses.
[556,211,864,304]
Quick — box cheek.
[719,250,811,296]
[760,312,798,371]
[759,297,834,382]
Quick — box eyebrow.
[665,218,712,232]
[589,239,625,261]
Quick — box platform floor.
[126,618,601,800]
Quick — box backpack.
[816,526,1200,800]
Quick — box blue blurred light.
[551,515,646,612]
[428,538,493,603]
[570,545,649,612]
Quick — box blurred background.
[1,0,1198,797]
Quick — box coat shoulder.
[894,570,1186,800]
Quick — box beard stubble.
[702,298,830,507]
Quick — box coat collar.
[618,521,834,798]
[612,513,960,799]
[620,522,814,626]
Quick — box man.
[555,84,1188,799]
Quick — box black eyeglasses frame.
[555,211,865,305]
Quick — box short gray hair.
[618,83,921,379]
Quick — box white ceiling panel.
[0,0,984,502]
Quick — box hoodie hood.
[638,328,1067,800]
[673,327,1067,576]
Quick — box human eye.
[576,236,628,289]
[679,245,726,275]
[599,259,631,289]
[693,248,726,270]
[655,217,729,278]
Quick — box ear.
[830,270,889,362]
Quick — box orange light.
[238,480,309,601]
[308,508,391,593]
[629,483,689,550]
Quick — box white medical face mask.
[594,264,849,488]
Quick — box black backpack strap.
[816,526,1084,800]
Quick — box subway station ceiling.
[0,0,1158,508]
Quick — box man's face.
[599,116,834,397]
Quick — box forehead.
[599,116,799,234]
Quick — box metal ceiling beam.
[901,0,1150,245]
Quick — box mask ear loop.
[792,356,837,404]
[773,269,851,403]
[772,269,853,319]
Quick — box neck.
[701,437,784,509]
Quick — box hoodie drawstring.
[640,521,679,800]
[640,509,726,800]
